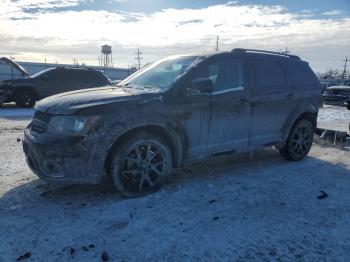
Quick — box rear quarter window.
[252,60,286,91]
[283,61,316,86]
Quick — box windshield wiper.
[122,83,159,90]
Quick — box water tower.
[101,45,113,68]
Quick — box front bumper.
[323,94,349,107]
[22,128,106,184]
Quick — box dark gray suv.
[0,67,111,108]
[23,49,323,197]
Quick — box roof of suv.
[231,48,301,60]
[55,66,103,72]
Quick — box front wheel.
[14,89,36,108]
[280,119,314,161]
[109,133,173,197]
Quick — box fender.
[97,111,187,170]
[12,84,39,96]
[281,102,318,142]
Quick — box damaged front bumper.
[22,128,106,184]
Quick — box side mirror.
[191,78,213,94]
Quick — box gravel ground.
[0,105,350,262]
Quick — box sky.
[0,0,349,72]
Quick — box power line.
[135,48,143,70]
[342,56,348,79]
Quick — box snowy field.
[0,105,350,261]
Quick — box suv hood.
[0,57,29,78]
[36,86,162,115]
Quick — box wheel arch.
[104,124,184,174]
[14,86,39,98]
[281,104,318,143]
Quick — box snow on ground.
[0,103,33,119]
[318,105,350,132]
[0,105,349,261]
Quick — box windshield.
[338,80,350,86]
[31,68,54,78]
[120,55,199,90]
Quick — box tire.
[109,133,173,197]
[279,119,314,161]
[14,89,36,108]
[347,104,350,110]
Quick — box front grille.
[329,89,350,96]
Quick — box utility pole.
[280,46,291,54]
[135,48,143,70]
[215,35,219,52]
[342,56,348,79]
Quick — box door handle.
[287,93,298,99]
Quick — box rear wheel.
[109,133,173,197]
[280,119,314,161]
[14,89,36,108]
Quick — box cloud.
[0,1,349,71]
[322,10,343,16]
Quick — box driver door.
[38,69,65,97]
[185,54,252,158]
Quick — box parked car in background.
[323,80,350,110]
[0,63,112,107]
[23,49,323,197]
[320,80,339,91]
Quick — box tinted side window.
[66,70,94,84]
[63,70,81,83]
[195,58,245,93]
[253,60,285,90]
[45,69,62,81]
[90,71,110,85]
[74,70,107,85]
[283,61,315,86]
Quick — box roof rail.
[232,48,300,60]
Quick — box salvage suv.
[23,49,323,197]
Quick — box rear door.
[63,70,90,91]
[250,58,299,146]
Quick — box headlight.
[47,116,99,135]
